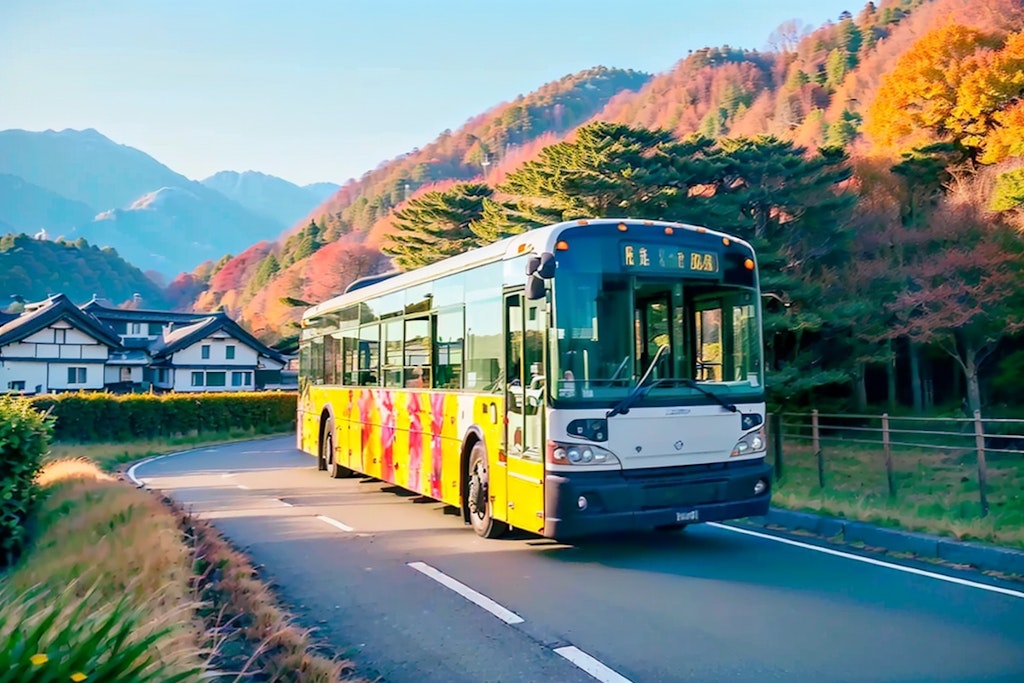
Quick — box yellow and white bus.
[297,218,771,538]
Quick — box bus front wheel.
[466,442,507,539]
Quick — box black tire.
[466,441,508,539]
[317,420,329,471]
[323,420,353,479]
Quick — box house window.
[191,371,204,387]
[130,323,142,335]
[67,367,87,384]
[113,322,128,334]
[157,368,169,383]
[148,323,163,335]
[206,371,227,387]
[231,371,251,387]
[201,345,211,359]
[226,345,236,360]
[7,381,25,391]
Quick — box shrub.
[0,396,52,566]
[29,392,296,443]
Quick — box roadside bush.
[29,392,296,443]
[0,395,52,566]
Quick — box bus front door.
[505,293,546,534]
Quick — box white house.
[0,294,122,394]
[81,300,288,393]
[0,296,289,395]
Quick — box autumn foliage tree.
[888,192,1024,414]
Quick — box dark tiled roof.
[152,314,286,364]
[81,299,212,324]
[0,311,17,326]
[0,294,122,348]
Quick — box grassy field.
[771,438,1024,549]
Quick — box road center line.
[407,562,524,625]
[316,514,354,532]
[554,646,634,683]
[710,522,1024,599]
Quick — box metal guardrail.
[769,410,1024,518]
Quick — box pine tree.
[381,183,494,270]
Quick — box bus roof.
[303,218,751,320]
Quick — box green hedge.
[0,396,52,566]
[28,392,297,444]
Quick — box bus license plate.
[676,510,699,523]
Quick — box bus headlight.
[547,441,621,466]
[730,428,767,457]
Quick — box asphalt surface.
[133,437,1024,683]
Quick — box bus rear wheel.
[322,420,353,479]
[466,442,507,539]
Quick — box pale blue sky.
[1,0,857,186]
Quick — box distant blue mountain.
[0,128,287,276]
[202,170,338,227]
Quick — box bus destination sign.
[621,243,720,275]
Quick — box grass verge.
[772,441,1024,550]
[2,458,361,682]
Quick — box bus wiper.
[678,378,738,413]
[606,344,669,418]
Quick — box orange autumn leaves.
[867,23,1024,163]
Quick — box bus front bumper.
[542,458,771,539]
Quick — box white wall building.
[0,296,289,395]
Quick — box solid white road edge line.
[126,454,171,486]
[316,515,354,532]
[554,646,634,683]
[407,561,525,625]
[710,522,1024,600]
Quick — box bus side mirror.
[526,274,546,300]
[537,252,556,278]
[526,255,541,276]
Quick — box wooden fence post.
[973,409,990,517]
[882,413,895,498]
[771,413,783,481]
[813,409,824,489]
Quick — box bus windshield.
[550,244,763,408]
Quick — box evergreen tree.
[497,121,718,224]
[381,183,494,270]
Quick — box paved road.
[133,437,1024,683]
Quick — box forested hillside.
[0,234,166,308]
[181,0,1024,413]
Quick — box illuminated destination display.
[621,243,720,275]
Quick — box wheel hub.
[468,466,487,517]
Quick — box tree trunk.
[909,342,923,414]
[886,338,897,412]
[964,342,983,415]
[854,361,868,413]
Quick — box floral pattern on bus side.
[379,389,396,481]
[407,392,425,491]
[429,393,446,498]
[358,388,375,471]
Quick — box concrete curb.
[740,508,1024,576]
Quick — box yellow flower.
[30,653,49,666]
[71,674,88,682]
